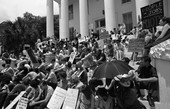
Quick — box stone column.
[46,0,54,38]
[104,0,117,33]
[79,0,89,37]
[60,0,69,40]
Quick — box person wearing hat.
[105,70,146,109]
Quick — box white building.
[67,0,170,40]
[47,0,170,40]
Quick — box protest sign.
[78,36,86,43]
[47,87,67,109]
[69,52,76,64]
[100,31,110,39]
[141,1,164,29]
[45,52,55,64]
[62,88,79,109]
[128,38,145,52]
[6,91,26,109]
[24,45,39,67]
[97,39,104,50]
[16,97,28,109]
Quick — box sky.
[0,0,59,23]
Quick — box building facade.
[49,0,170,39]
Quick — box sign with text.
[128,39,145,52]
[69,52,76,64]
[100,31,110,39]
[141,1,164,29]
[47,87,67,109]
[97,39,104,50]
[62,88,79,109]
[16,97,28,109]
[6,91,26,109]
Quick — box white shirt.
[157,24,170,39]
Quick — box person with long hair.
[78,85,95,109]
[156,17,170,41]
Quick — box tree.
[0,12,59,56]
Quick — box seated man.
[135,56,158,107]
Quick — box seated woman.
[156,17,170,41]
[145,17,170,49]
[28,80,54,109]
[77,85,95,109]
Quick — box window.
[69,27,74,40]
[95,19,105,28]
[123,12,133,33]
[69,5,73,20]
[122,0,131,4]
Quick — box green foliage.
[0,12,59,56]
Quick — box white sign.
[6,91,26,109]
[69,52,76,64]
[79,36,86,43]
[62,88,79,109]
[47,87,67,109]
[97,39,104,50]
[16,97,28,109]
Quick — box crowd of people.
[0,16,170,109]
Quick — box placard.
[62,88,79,109]
[16,97,28,109]
[6,91,26,109]
[78,36,86,43]
[47,87,67,109]
[26,47,38,64]
[69,52,76,64]
[128,38,145,52]
[100,31,110,39]
[97,39,104,50]
[141,1,164,29]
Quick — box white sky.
[0,0,59,23]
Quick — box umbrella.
[93,60,134,79]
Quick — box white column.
[79,0,89,37]
[104,0,116,33]
[60,0,69,40]
[46,0,54,38]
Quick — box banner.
[62,88,79,109]
[6,91,26,109]
[47,87,67,109]
[128,38,145,52]
[141,1,164,29]
[16,97,28,109]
